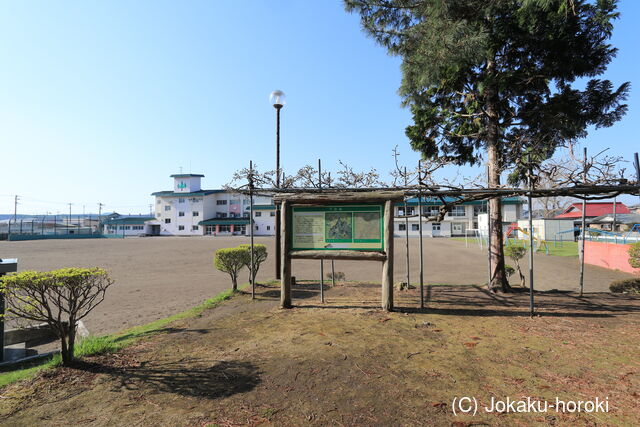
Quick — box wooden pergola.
[274,191,404,311]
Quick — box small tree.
[239,244,268,285]
[629,242,640,270]
[214,247,249,291]
[505,246,527,288]
[0,268,114,366]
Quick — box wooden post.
[382,200,394,311]
[280,201,292,308]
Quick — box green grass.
[0,284,247,388]
[451,237,578,257]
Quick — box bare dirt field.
[0,236,633,336]
[2,283,639,426]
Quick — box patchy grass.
[0,284,250,388]
[2,282,639,426]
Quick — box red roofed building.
[555,202,630,219]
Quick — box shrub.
[628,242,640,269]
[238,244,268,285]
[609,278,640,294]
[214,247,249,291]
[326,271,346,283]
[504,265,515,278]
[0,268,114,366]
[505,246,527,287]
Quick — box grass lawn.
[452,236,579,257]
[1,281,638,426]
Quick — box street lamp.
[270,90,285,280]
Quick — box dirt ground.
[1,283,639,426]
[0,236,633,336]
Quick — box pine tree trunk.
[485,61,511,293]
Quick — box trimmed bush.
[0,268,114,366]
[609,278,640,294]
[239,244,268,285]
[629,242,640,269]
[214,247,249,291]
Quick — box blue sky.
[1,1,638,215]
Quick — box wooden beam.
[289,250,387,261]
[280,201,292,309]
[382,200,394,311]
[274,190,405,204]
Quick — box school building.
[150,173,275,236]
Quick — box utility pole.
[13,195,19,222]
[98,203,104,234]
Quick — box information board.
[291,204,384,251]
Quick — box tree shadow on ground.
[288,283,640,318]
[75,358,260,400]
[259,281,330,301]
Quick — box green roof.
[151,189,225,197]
[103,216,154,225]
[397,196,524,207]
[251,204,275,210]
[170,174,204,178]
[198,218,250,226]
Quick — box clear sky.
[1,1,638,215]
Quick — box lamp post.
[270,90,286,280]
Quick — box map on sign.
[291,205,383,251]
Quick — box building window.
[179,212,185,217]
[270,211,275,217]
[255,225,259,230]
[473,205,488,217]
[216,212,227,218]
[193,211,199,217]
[411,224,419,231]
[164,205,171,211]
[157,200,161,204]
[450,206,466,217]
[178,198,185,203]
[255,212,262,217]
[178,225,185,231]
[165,219,171,224]
[424,207,439,216]
[156,213,161,218]
[217,200,227,205]
[190,198,201,203]
[192,225,199,231]
[219,225,230,232]
[266,226,270,231]
[132,225,144,230]
[399,223,406,231]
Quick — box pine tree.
[345,0,629,291]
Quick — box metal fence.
[1,216,103,241]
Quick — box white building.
[151,173,275,236]
[395,197,525,238]
[515,218,576,242]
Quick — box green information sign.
[291,204,384,251]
